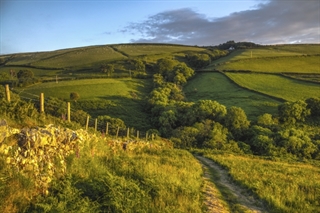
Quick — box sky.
[1,0,319,54]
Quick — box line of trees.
[145,58,320,159]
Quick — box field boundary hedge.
[218,71,287,102]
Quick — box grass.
[3,44,207,71]
[112,44,207,57]
[205,44,320,73]
[14,78,153,130]
[0,66,64,77]
[215,55,320,73]
[184,72,281,120]
[31,46,126,69]
[0,128,204,213]
[225,72,320,101]
[200,151,320,213]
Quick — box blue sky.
[1,0,319,54]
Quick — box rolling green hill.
[205,44,320,73]
[15,78,153,130]
[184,72,281,119]
[1,43,320,213]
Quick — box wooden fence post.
[95,118,98,132]
[116,126,120,138]
[127,128,130,138]
[86,115,89,131]
[67,102,71,122]
[105,122,109,136]
[40,93,44,113]
[5,84,10,103]
[146,132,148,141]
[137,130,139,140]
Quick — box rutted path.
[196,155,268,213]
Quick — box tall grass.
[225,72,320,101]
[1,127,204,212]
[201,151,320,213]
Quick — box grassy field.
[2,44,207,70]
[184,72,281,120]
[215,55,320,73]
[205,44,320,73]
[14,78,153,129]
[200,151,320,213]
[112,44,207,56]
[31,46,127,69]
[0,66,64,77]
[225,72,320,101]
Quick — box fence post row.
[3,88,154,141]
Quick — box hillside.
[1,42,320,213]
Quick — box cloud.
[122,0,320,45]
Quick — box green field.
[184,72,281,120]
[216,55,320,73]
[201,151,320,213]
[2,44,207,70]
[205,44,320,73]
[225,72,320,101]
[31,46,126,69]
[112,44,207,57]
[15,78,153,129]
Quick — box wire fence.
[4,84,157,141]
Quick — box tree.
[130,59,145,72]
[225,106,250,139]
[17,70,35,86]
[278,100,310,125]
[306,97,320,118]
[155,58,177,75]
[186,53,211,69]
[171,126,199,148]
[190,100,227,124]
[70,92,80,102]
[17,69,34,79]
[277,128,317,158]
[158,109,177,136]
[172,63,194,85]
[204,122,229,149]
[148,86,171,106]
[257,113,276,127]
[153,73,165,87]
[100,64,114,76]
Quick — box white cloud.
[122,0,320,45]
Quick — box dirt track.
[196,155,268,213]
